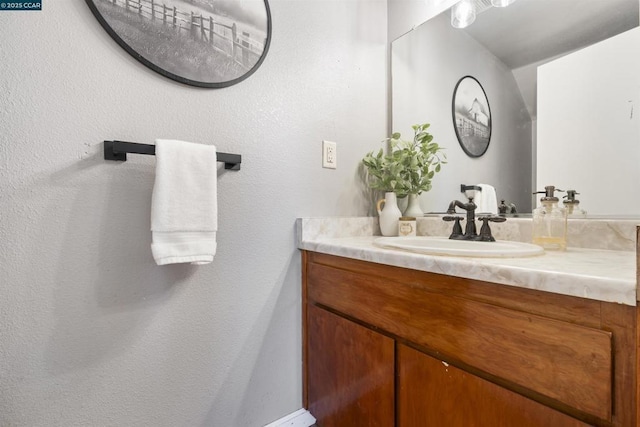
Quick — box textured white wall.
[392,12,532,213]
[0,1,387,426]
[537,27,640,216]
[387,0,458,42]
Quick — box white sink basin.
[374,236,544,258]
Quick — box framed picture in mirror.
[85,0,271,88]
[452,76,492,157]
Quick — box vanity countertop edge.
[296,217,637,307]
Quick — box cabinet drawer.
[308,262,613,422]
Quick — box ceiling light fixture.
[491,0,516,7]
[451,0,476,29]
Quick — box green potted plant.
[362,146,404,236]
[387,123,446,217]
[362,123,446,235]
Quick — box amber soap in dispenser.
[532,185,567,250]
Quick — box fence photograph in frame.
[86,0,271,88]
[452,76,492,157]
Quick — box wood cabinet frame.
[302,251,638,426]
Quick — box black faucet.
[443,195,506,241]
[446,199,477,239]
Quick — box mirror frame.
[85,0,272,88]
[452,75,492,158]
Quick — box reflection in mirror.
[392,0,639,216]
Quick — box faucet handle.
[478,215,506,223]
[477,215,506,242]
[443,215,464,240]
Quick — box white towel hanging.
[150,139,218,265]
[474,183,498,214]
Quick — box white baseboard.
[263,408,316,427]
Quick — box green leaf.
[361,122,445,195]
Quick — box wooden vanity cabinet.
[397,343,590,426]
[302,251,638,427]
[307,304,394,426]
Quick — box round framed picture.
[452,76,492,157]
[86,0,271,88]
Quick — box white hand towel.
[475,183,498,214]
[151,139,217,265]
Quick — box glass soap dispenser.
[563,190,587,218]
[532,185,567,251]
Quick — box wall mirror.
[392,0,639,216]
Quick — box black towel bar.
[103,140,241,171]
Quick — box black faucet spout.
[447,199,475,214]
[446,199,477,239]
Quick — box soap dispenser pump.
[563,190,587,218]
[532,185,567,250]
[498,200,508,215]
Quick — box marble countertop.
[297,217,637,306]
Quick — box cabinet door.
[397,344,591,427]
[307,304,394,427]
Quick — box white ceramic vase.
[376,192,402,236]
[404,193,424,218]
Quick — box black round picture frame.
[452,76,492,157]
[86,0,271,88]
